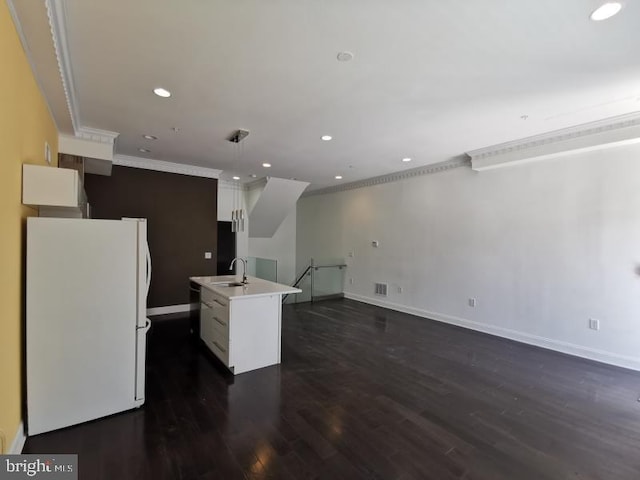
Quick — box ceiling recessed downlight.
[402,157,412,163]
[337,51,354,62]
[138,148,151,153]
[335,175,343,180]
[153,87,171,98]
[232,176,240,180]
[590,2,622,21]
[262,163,271,168]
[143,135,157,140]
[321,135,332,141]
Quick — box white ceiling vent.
[374,283,388,296]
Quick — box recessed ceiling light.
[153,87,171,98]
[335,175,343,180]
[262,163,271,168]
[143,134,157,140]
[232,176,240,180]
[337,51,354,62]
[138,148,151,153]
[321,135,332,141]
[250,174,257,178]
[402,157,412,163]
[590,2,622,21]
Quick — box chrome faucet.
[229,257,248,285]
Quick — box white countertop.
[190,275,301,300]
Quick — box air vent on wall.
[374,283,388,296]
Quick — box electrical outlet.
[468,298,476,307]
[589,318,600,331]
[397,286,403,294]
[349,278,354,285]
[348,251,354,258]
[371,240,379,248]
[204,252,212,259]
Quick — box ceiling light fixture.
[138,148,151,153]
[402,157,412,163]
[337,51,354,62]
[232,176,240,180]
[590,2,622,21]
[262,163,271,168]
[143,135,157,140]
[227,129,250,143]
[335,175,343,180]
[250,174,257,178]
[321,135,332,141]
[153,87,171,98]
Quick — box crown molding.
[76,127,119,144]
[59,133,114,161]
[303,157,470,197]
[467,111,640,171]
[6,0,61,133]
[218,180,250,191]
[113,155,222,179]
[45,0,80,133]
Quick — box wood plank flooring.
[24,299,640,479]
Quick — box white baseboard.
[9,421,26,454]
[146,303,195,316]
[344,292,640,372]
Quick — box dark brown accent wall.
[85,166,218,308]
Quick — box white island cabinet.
[190,275,301,375]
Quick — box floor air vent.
[374,283,388,296]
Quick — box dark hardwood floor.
[24,299,640,479]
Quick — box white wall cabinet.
[23,164,88,217]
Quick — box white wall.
[218,180,297,284]
[296,144,640,370]
[249,208,297,285]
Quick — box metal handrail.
[292,265,312,288]
[283,259,347,304]
[282,263,312,303]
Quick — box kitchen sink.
[210,281,246,287]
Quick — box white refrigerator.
[26,217,152,436]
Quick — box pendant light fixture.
[228,129,249,232]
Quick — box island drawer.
[205,335,229,366]
[210,311,229,339]
[201,287,228,307]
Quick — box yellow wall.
[0,2,58,452]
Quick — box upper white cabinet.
[22,164,88,217]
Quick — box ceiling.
[11,0,640,190]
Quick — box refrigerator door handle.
[145,241,152,300]
[134,318,151,402]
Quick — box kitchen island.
[189,275,301,375]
